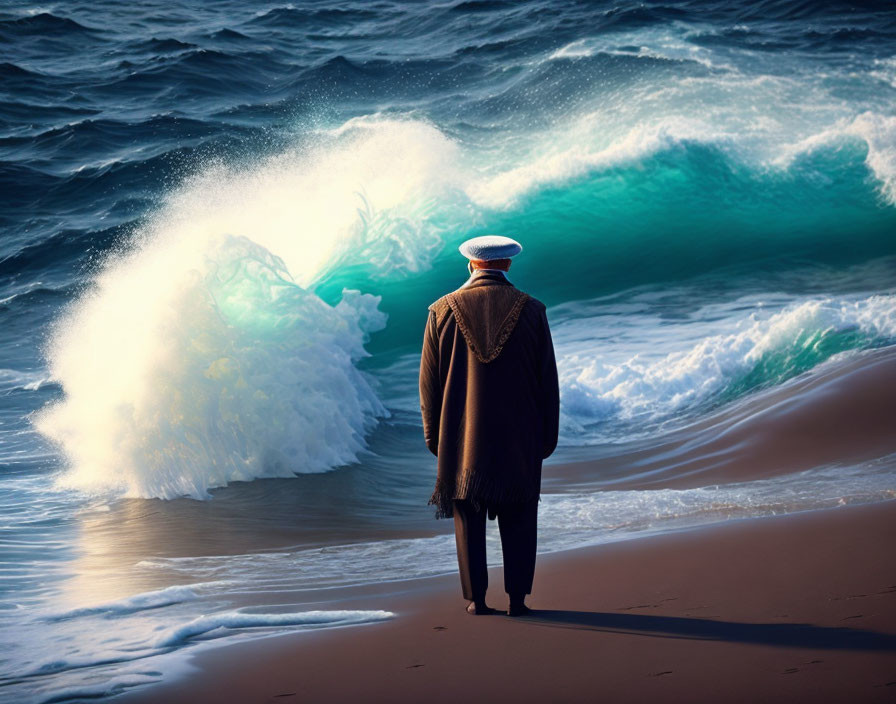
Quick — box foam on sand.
[45,583,209,621]
[154,608,395,648]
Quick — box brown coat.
[419,270,560,519]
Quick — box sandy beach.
[121,499,896,704]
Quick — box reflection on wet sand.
[63,457,446,607]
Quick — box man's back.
[420,269,560,519]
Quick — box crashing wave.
[556,293,896,438]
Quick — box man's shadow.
[512,610,896,651]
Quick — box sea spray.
[37,234,388,498]
[35,121,470,499]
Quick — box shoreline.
[119,500,896,704]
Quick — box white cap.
[458,235,522,261]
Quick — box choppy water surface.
[1,1,895,701]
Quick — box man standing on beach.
[419,235,560,617]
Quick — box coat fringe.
[428,468,541,519]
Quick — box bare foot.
[466,601,498,615]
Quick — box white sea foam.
[466,104,896,208]
[17,601,392,700]
[35,121,467,499]
[473,28,896,209]
[37,237,389,499]
[554,293,896,437]
[45,583,209,621]
[465,117,723,208]
[773,111,896,204]
[154,608,394,648]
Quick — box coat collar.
[460,269,514,289]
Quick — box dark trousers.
[452,496,538,601]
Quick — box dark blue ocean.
[1,1,895,701]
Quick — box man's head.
[458,235,522,275]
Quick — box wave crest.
[34,120,466,499]
[557,293,896,439]
[38,235,388,499]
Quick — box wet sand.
[121,499,896,704]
